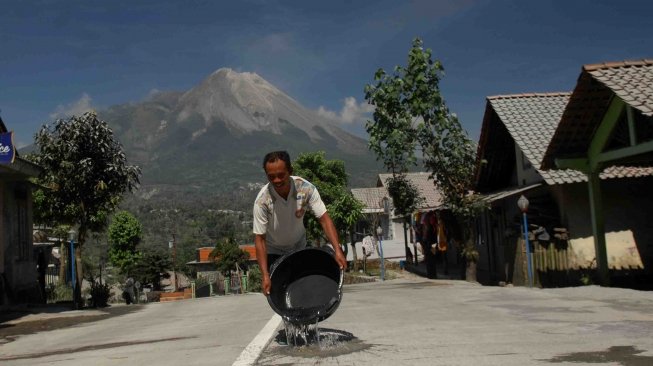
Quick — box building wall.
[477,177,653,286]
[514,146,543,187]
[1,180,39,304]
[476,198,523,285]
[550,176,653,273]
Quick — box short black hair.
[263,150,293,174]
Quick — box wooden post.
[588,170,609,285]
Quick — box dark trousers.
[267,254,282,272]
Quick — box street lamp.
[376,225,385,281]
[517,195,533,288]
[68,229,77,308]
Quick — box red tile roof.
[192,245,257,264]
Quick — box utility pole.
[172,233,177,291]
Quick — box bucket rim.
[266,246,344,324]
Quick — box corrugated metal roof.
[482,183,542,203]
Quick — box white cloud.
[49,93,94,119]
[147,88,161,99]
[258,33,292,53]
[15,140,28,149]
[317,97,374,125]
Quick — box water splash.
[281,319,357,351]
[272,326,370,358]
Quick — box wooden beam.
[597,139,653,163]
[588,97,624,156]
[626,105,637,146]
[587,97,625,170]
[554,157,589,172]
[587,170,609,286]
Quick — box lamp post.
[68,228,77,308]
[376,225,385,281]
[517,195,533,288]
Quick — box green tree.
[210,237,250,276]
[129,251,172,291]
[29,111,141,307]
[365,46,426,261]
[293,152,364,259]
[365,38,485,279]
[108,211,143,274]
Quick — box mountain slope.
[100,69,381,198]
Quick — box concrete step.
[159,291,187,302]
[160,296,185,302]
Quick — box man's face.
[265,159,290,193]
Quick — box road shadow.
[0,304,142,342]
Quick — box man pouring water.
[253,151,347,295]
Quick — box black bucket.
[267,247,344,325]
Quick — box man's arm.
[318,212,348,270]
[254,234,272,295]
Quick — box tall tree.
[365,49,425,262]
[365,38,484,279]
[293,151,364,261]
[108,211,143,274]
[29,111,141,306]
[210,237,250,276]
[128,251,172,291]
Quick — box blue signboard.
[0,132,15,164]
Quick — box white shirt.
[252,176,327,255]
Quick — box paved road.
[0,293,275,366]
[2,276,653,366]
[260,279,653,365]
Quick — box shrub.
[46,283,73,303]
[247,265,262,293]
[88,281,112,308]
[194,276,210,288]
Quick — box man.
[253,151,347,295]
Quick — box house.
[352,172,444,243]
[474,85,653,286]
[350,172,455,272]
[186,245,257,281]
[0,117,44,306]
[541,59,653,286]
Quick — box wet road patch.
[257,328,374,363]
[545,345,653,365]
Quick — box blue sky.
[2,0,652,148]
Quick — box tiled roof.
[377,172,443,209]
[192,245,257,264]
[351,187,388,213]
[542,60,653,169]
[586,60,653,116]
[487,93,653,184]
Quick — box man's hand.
[334,250,347,270]
[262,274,272,295]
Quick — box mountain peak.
[209,68,265,86]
